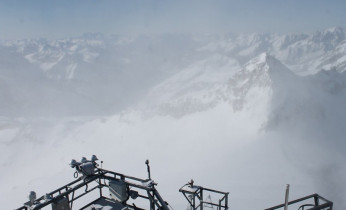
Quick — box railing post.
[200,189,203,210]
[193,193,196,210]
[314,194,319,207]
[284,184,290,210]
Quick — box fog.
[1,1,346,209]
[1,30,346,209]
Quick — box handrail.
[265,194,333,210]
[16,168,170,210]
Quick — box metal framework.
[179,181,229,210]
[13,156,334,210]
[16,168,170,210]
[265,194,333,210]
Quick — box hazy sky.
[0,0,346,39]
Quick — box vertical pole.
[193,193,196,210]
[145,160,151,180]
[200,189,203,210]
[148,190,155,210]
[152,191,155,210]
[313,195,319,207]
[225,193,229,210]
[284,184,290,210]
[99,176,103,197]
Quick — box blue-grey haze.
[0,0,346,39]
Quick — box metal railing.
[16,168,170,210]
[180,181,229,210]
[265,194,333,210]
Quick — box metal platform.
[15,156,333,210]
[16,157,170,210]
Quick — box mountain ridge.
[1,28,346,117]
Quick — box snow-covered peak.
[243,52,279,72]
[324,26,346,34]
[320,26,346,38]
[311,27,346,50]
[196,27,346,75]
[139,53,296,118]
[227,53,299,117]
[1,36,106,80]
[238,52,295,86]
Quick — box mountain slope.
[1,52,346,209]
[141,54,241,117]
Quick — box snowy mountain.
[1,28,346,117]
[2,27,346,82]
[229,53,295,112]
[139,51,344,133]
[199,27,346,75]
[0,34,200,116]
[1,28,346,209]
[141,54,241,117]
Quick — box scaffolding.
[179,180,229,210]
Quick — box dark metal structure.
[14,156,334,210]
[265,194,333,210]
[16,157,170,210]
[179,180,229,210]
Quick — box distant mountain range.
[140,51,346,135]
[1,27,346,117]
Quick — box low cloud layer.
[1,29,346,209]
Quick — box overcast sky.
[0,0,346,39]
